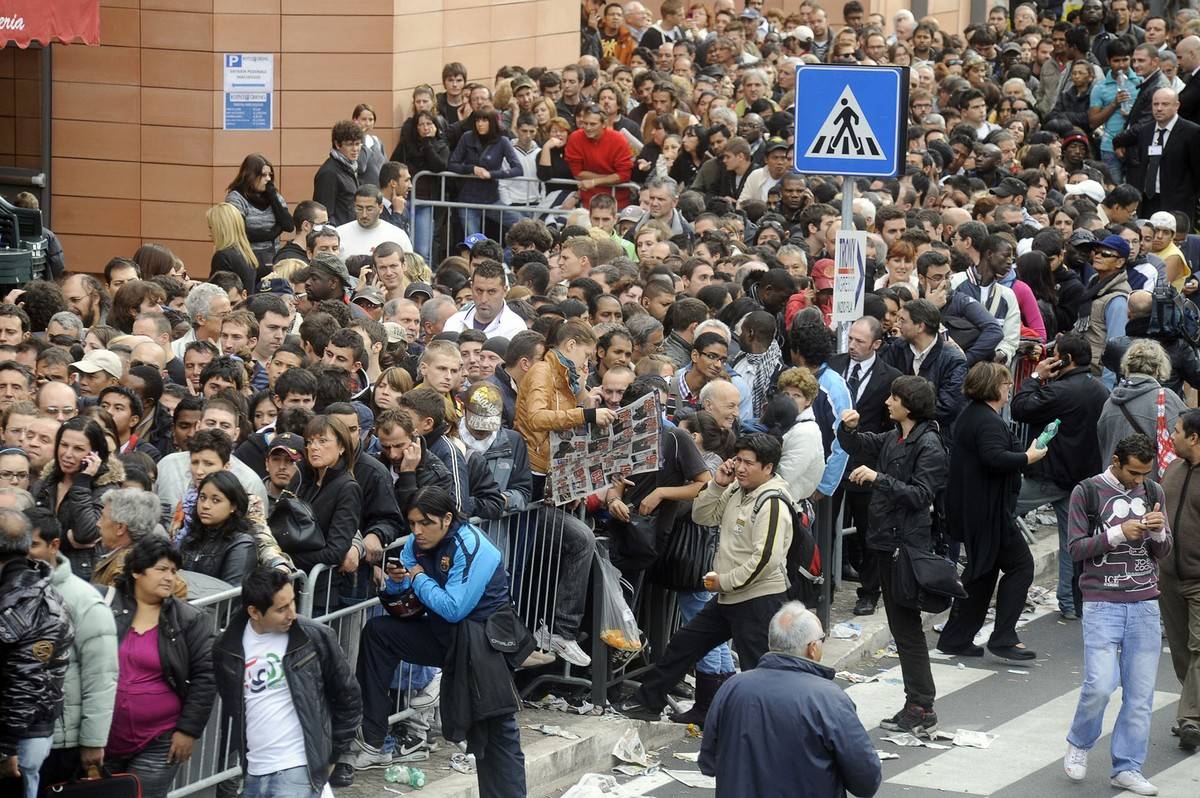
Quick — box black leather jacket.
[214,615,361,792]
[109,591,216,740]
[837,421,949,553]
[0,557,74,757]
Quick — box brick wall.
[48,0,578,274]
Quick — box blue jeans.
[1101,150,1124,184]
[1015,477,1074,614]
[104,731,179,798]
[16,736,51,798]
[1067,600,1162,776]
[676,590,735,674]
[412,205,434,265]
[243,765,321,798]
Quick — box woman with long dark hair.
[132,243,180,280]
[180,471,257,584]
[104,536,214,798]
[224,153,294,272]
[670,124,709,187]
[837,376,948,736]
[293,415,362,574]
[401,109,450,265]
[938,363,1046,662]
[31,416,125,581]
[448,108,522,238]
[1016,251,1059,340]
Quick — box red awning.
[1,0,99,48]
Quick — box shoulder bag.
[268,488,325,554]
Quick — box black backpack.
[753,489,823,608]
[902,423,952,553]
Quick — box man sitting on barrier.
[459,381,595,668]
[334,487,529,797]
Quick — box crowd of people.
[3,0,1200,796]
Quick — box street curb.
[401,717,684,798]
[825,529,1060,673]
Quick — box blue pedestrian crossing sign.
[793,64,909,178]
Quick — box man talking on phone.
[1063,434,1172,795]
[1011,333,1111,620]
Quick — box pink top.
[1009,278,1047,341]
[107,626,182,757]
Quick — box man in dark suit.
[1115,87,1200,218]
[1176,36,1200,125]
[829,316,903,616]
[879,298,968,444]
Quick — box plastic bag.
[597,553,643,652]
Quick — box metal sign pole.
[792,63,907,633]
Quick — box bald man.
[1115,87,1200,217]
[1177,36,1200,124]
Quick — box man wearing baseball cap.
[459,382,595,667]
[306,252,353,303]
[352,285,385,322]
[1147,211,1192,288]
[70,350,122,397]
[738,137,792,205]
[264,432,304,507]
[1077,234,1132,383]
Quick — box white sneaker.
[1111,771,1157,795]
[550,635,592,667]
[345,738,392,770]
[409,672,441,709]
[1064,743,1088,782]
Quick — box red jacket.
[564,128,633,208]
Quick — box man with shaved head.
[1176,35,1200,123]
[1115,87,1200,217]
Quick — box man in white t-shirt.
[214,568,361,797]
[336,184,413,259]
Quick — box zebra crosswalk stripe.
[887,687,1179,795]
[844,662,997,731]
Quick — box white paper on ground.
[876,750,900,760]
[672,751,700,762]
[561,773,627,797]
[612,727,652,766]
[951,729,997,749]
[527,724,581,739]
[664,769,717,788]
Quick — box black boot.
[669,672,731,728]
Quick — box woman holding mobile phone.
[31,416,125,582]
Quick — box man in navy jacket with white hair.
[699,601,882,797]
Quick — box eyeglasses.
[699,351,728,364]
[0,470,29,482]
[1093,250,1121,259]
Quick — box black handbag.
[891,544,968,614]
[45,767,141,797]
[649,518,718,591]
[268,489,324,554]
[610,512,660,571]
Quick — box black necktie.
[847,362,862,403]
[1146,127,1166,197]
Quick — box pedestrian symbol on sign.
[805,86,883,160]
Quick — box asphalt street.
[558,597,1197,797]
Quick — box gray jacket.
[225,189,290,269]
[50,555,118,750]
[1096,374,1186,481]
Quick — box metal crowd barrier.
[407,171,640,264]
[167,504,616,795]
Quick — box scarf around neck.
[554,350,583,395]
[330,148,357,171]
[745,340,783,417]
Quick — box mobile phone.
[384,552,404,570]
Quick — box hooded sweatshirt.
[1096,374,1187,481]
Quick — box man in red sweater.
[564,104,634,209]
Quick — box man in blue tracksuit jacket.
[335,487,526,797]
